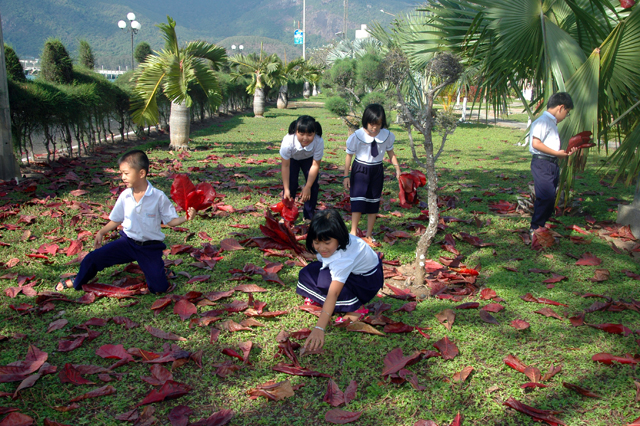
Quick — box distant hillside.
[0,0,422,68]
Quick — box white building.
[355,24,370,40]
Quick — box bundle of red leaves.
[567,131,595,151]
[170,174,217,218]
[398,170,427,208]
[270,198,299,223]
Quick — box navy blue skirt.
[350,160,384,214]
[296,259,384,312]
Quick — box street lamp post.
[118,12,141,70]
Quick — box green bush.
[134,42,153,65]
[40,38,73,84]
[325,96,349,117]
[78,40,95,70]
[361,91,391,110]
[4,44,26,82]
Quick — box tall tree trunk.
[169,101,190,150]
[303,82,311,99]
[253,87,265,117]
[277,84,288,109]
[0,14,20,182]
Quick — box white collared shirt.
[317,234,380,283]
[279,134,324,161]
[529,111,561,155]
[346,128,395,165]
[109,181,178,242]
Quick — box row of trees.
[5,16,320,157]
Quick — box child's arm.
[387,149,402,179]
[531,137,576,158]
[281,159,292,200]
[94,221,121,249]
[300,159,321,202]
[303,280,345,351]
[343,154,353,190]
[166,207,196,227]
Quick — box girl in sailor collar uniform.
[343,104,402,240]
[280,115,324,221]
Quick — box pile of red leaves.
[170,174,217,218]
[399,170,427,208]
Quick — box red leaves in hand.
[567,131,594,151]
[398,170,426,208]
[170,174,217,217]
[270,198,299,223]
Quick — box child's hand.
[304,328,325,351]
[300,186,311,202]
[343,178,350,190]
[283,189,292,200]
[557,149,575,158]
[186,207,196,220]
[94,231,104,250]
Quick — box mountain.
[0,0,422,68]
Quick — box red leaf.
[66,240,83,257]
[238,341,252,364]
[0,412,34,426]
[137,380,191,406]
[174,299,197,321]
[433,337,459,360]
[46,319,68,333]
[323,379,345,407]
[567,130,593,151]
[520,293,568,307]
[510,319,530,330]
[220,238,245,251]
[588,323,632,336]
[534,308,563,320]
[186,275,210,284]
[592,352,638,365]
[542,274,567,283]
[325,409,363,424]
[58,337,86,352]
[479,310,499,325]
[145,326,187,341]
[562,382,600,398]
[141,365,173,387]
[383,322,414,333]
[503,397,566,425]
[381,348,423,376]
[344,380,357,404]
[233,284,268,293]
[95,344,133,361]
[620,0,636,8]
[450,412,462,426]
[394,302,417,313]
[575,252,602,266]
[569,313,585,327]
[385,283,416,300]
[171,175,195,213]
[69,385,117,402]
[481,303,504,313]
[480,288,497,300]
[59,363,95,385]
[454,302,479,310]
[168,405,193,426]
[188,409,234,426]
[221,348,244,362]
[588,269,610,282]
[271,363,330,377]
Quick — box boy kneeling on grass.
[71,150,195,294]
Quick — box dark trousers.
[530,157,559,230]
[289,157,318,220]
[73,232,169,294]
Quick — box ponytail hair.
[288,115,323,137]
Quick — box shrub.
[325,96,349,117]
[4,44,26,82]
[78,40,95,70]
[40,38,73,84]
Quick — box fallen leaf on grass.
[435,309,455,331]
[394,302,417,313]
[510,320,530,330]
[588,269,610,282]
[541,364,562,381]
[95,344,134,362]
[145,326,187,341]
[219,320,252,332]
[521,382,549,389]
[454,302,479,309]
[434,337,459,360]
[542,274,567,283]
[452,366,474,383]
[69,385,116,402]
[481,303,504,313]
[346,322,385,336]
[323,379,346,407]
[247,380,295,401]
[381,348,423,376]
[479,310,499,325]
[140,365,173,387]
[271,363,330,377]
[592,353,638,365]
[167,405,192,426]
[534,308,563,320]
[174,299,197,321]
[59,363,95,385]
[188,409,234,426]
[137,380,191,406]
[46,319,68,333]
[325,409,363,424]
[503,397,566,425]
[575,252,602,266]
[588,323,632,336]
[520,293,568,307]
[383,322,414,333]
[562,382,600,398]
[0,412,34,425]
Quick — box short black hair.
[288,115,323,137]
[362,104,388,129]
[118,150,149,174]
[547,92,574,110]
[306,209,350,254]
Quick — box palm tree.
[275,57,304,109]
[404,0,640,193]
[228,47,280,117]
[131,16,226,149]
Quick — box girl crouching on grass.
[297,209,384,351]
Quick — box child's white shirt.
[109,181,178,242]
[317,234,380,283]
[279,134,324,161]
[529,111,560,155]
[346,128,395,165]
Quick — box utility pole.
[302,0,306,60]
[343,0,348,40]
[0,13,20,182]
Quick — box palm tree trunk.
[277,84,288,109]
[303,82,311,99]
[253,87,265,117]
[312,84,318,96]
[169,101,190,150]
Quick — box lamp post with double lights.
[231,44,244,54]
[118,13,141,70]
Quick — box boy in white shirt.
[529,92,576,237]
[72,150,195,294]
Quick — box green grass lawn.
[0,100,638,426]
